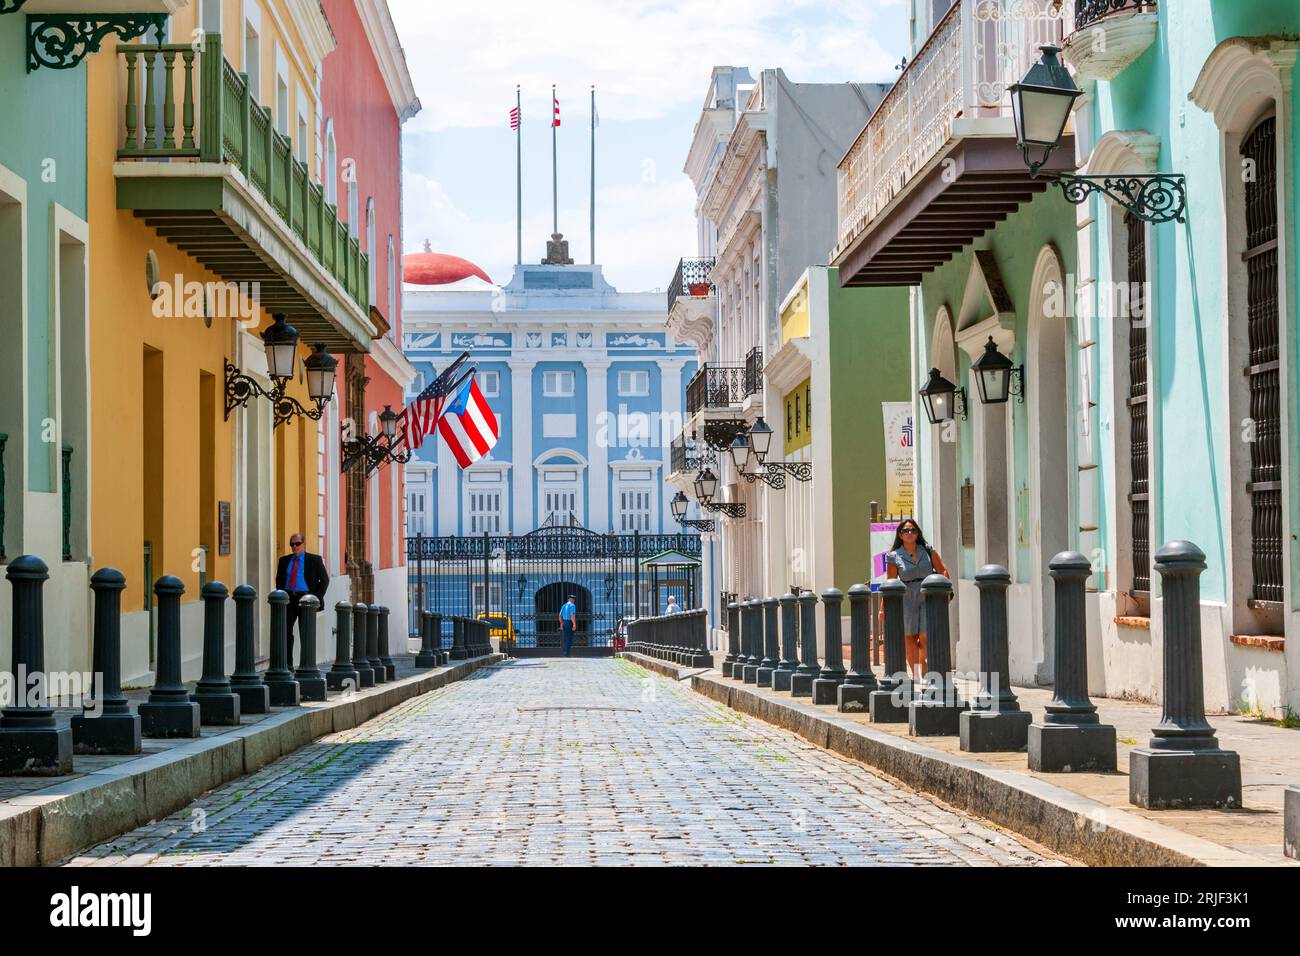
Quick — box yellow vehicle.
[476,612,515,647]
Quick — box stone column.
[812,588,847,704]
[72,568,142,754]
[1130,541,1241,808]
[658,358,686,526]
[837,583,878,713]
[959,565,1030,752]
[791,591,819,698]
[586,359,610,531]
[773,592,799,692]
[509,359,535,532]
[756,596,779,687]
[870,578,909,722]
[0,556,74,771]
[263,589,302,706]
[908,574,962,736]
[351,602,375,686]
[192,582,241,724]
[1028,551,1116,772]
[328,601,361,690]
[229,584,270,714]
[139,576,202,736]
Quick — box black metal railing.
[1073,0,1155,32]
[667,256,716,313]
[625,608,710,667]
[685,364,746,417]
[743,346,763,397]
[669,432,717,475]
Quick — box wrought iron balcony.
[834,0,1068,255]
[669,432,717,476]
[1063,0,1157,81]
[743,346,763,398]
[685,364,746,417]
[1072,0,1152,31]
[667,256,716,314]
[112,34,372,350]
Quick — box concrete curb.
[0,654,503,867]
[625,653,1266,867]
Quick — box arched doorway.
[535,582,592,651]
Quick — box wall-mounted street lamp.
[727,417,812,489]
[671,490,716,532]
[341,404,412,475]
[225,314,337,428]
[691,468,746,519]
[517,574,527,600]
[970,337,1024,406]
[918,367,968,425]
[1010,45,1186,223]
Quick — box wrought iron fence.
[743,346,764,397]
[1073,0,1152,32]
[667,256,716,313]
[685,364,747,417]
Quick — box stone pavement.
[62,658,1068,866]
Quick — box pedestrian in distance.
[559,593,578,657]
[881,518,948,682]
[665,594,681,615]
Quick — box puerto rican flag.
[437,377,500,467]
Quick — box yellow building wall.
[780,279,809,343]
[86,19,324,612]
[783,376,812,456]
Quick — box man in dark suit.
[275,533,329,666]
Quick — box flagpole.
[516,84,522,266]
[551,83,558,237]
[590,84,596,265]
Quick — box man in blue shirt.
[275,533,329,666]
[558,595,577,657]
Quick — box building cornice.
[286,0,338,69]
[353,0,421,121]
[370,332,418,386]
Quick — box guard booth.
[407,528,703,656]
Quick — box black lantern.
[918,367,966,424]
[970,336,1023,405]
[379,405,400,440]
[748,417,774,462]
[260,313,301,380]
[517,574,527,600]
[693,468,718,504]
[670,490,688,520]
[728,433,752,474]
[303,344,338,405]
[1009,45,1081,178]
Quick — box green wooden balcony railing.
[116,34,369,314]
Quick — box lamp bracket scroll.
[1050,173,1186,224]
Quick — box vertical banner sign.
[881,402,915,517]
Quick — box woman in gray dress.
[883,519,949,681]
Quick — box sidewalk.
[0,653,503,865]
[627,652,1298,867]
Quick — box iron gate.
[407,528,702,655]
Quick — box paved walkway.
[62,659,1066,866]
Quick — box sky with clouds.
[388,0,909,293]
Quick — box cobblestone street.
[64,659,1066,866]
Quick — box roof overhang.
[116,161,375,352]
[835,136,1075,288]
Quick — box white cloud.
[389,0,901,132]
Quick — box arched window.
[366,197,376,305]
[323,118,336,205]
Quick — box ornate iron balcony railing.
[685,364,747,417]
[743,346,763,398]
[670,432,717,475]
[1073,0,1153,32]
[667,256,716,314]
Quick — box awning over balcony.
[835,137,1074,288]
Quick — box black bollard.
[740,600,761,684]
[378,606,397,679]
[263,589,302,706]
[450,616,468,660]
[1028,552,1116,772]
[72,568,142,754]
[191,582,241,724]
[138,576,202,737]
[870,577,910,722]
[960,565,1030,751]
[791,591,819,698]
[229,585,270,714]
[351,602,375,687]
[327,602,361,692]
[722,602,740,678]
[730,601,748,680]
[0,555,74,772]
[365,603,387,682]
[838,584,879,713]
[292,595,327,700]
[1130,542,1241,808]
[756,597,779,687]
[813,588,847,705]
[415,610,438,668]
[908,574,963,736]
[773,593,799,692]
[431,612,446,665]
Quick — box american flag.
[437,377,500,467]
[401,362,466,451]
[509,105,520,130]
[552,95,560,128]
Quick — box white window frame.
[539,464,582,526]
[323,118,337,205]
[476,369,500,398]
[366,197,376,305]
[617,368,649,397]
[471,581,504,614]
[543,369,575,397]
[243,3,261,102]
[387,233,396,331]
[274,47,289,135]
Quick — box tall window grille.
[1125,211,1150,594]
[1241,116,1282,603]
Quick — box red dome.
[403,246,492,285]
